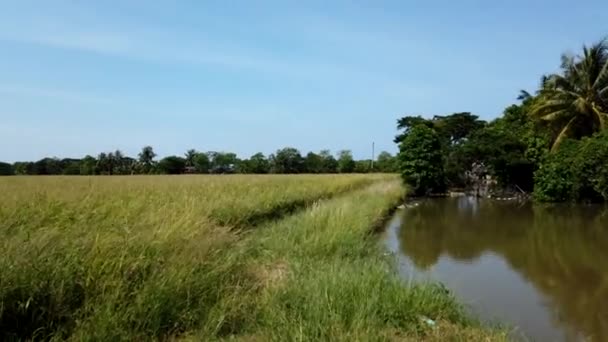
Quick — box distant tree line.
[396,38,608,202]
[1,146,398,176]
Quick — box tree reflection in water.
[396,198,608,341]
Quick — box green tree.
[112,150,134,175]
[0,162,14,175]
[433,112,486,145]
[248,152,269,174]
[33,158,61,175]
[376,151,397,172]
[193,153,210,173]
[304,152,324,173]
[80,155,97,175]
[185,149,197,167]
[271,147,304,173]
[158,156,186,174]
[395,116,433,143]
[398,124,446,196]
[208,152,238,173]
[454,126,533,190]
[13,162,34,175]
[337,150,355,173]
[532,39,608,151]
[319,150,338,173]
[60,159,81,175]
[138,146,156,173]
[354,160,371,173]
[97,153,109,175]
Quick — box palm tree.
[138,146,156,173]
[532,38,608,151]
[185,149,198,167]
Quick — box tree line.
[397,38,608,202]
[0,147,398,176]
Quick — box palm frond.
[551,116,578,152]
[517,90,532,101]
[539,109,573,122]
[593,56,608,90]
[592,103,608,130]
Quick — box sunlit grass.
[0,174,502,340]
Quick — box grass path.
[188,179,507,341]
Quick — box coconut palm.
[184,149,198,167]
[532,39,608,151]
[138,146,156,173]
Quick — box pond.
[383,197,608,341]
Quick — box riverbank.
[0,175,505,340]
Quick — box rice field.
[0,174,503,341]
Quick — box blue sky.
[1,0,606,162]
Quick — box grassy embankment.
[0,174,504,341]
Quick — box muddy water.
[383,197,608,341]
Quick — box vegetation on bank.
[0,175,504,340]
[395,38,608,202]
[1,147,398,176]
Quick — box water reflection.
[385,197,608,341]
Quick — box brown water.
[383,197,608,342]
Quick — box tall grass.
[0,174,503,341]
[222,180,506,341]
[0,175,383,340]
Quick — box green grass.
[0,174,504,341]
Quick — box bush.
[534,132,608,202]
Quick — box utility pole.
[370,142,375,171]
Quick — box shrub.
[534,132,608,202]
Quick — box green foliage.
[0,162,14,175]
[304,152,324,173]
[395,113,485,145]
[337,150,355,173]
[138,146,156,174]
[454,126,534,189]
[184,149,197,167]
[80,155,97,175]
[433,112,486,145]
[354,160,371,173]
[32,158,62,175]
[208,152,238,174]
[535,132,608,202]
[6,148,381,176]
[393,46,608,200]
[398,124,446,195]
[319,150,338,173]
[375,151,397,172]
[248,152,270,174]
[532,39,608,151]
[157,156,186,174]
[193,152,210,173]
[271,147,304,173]
[60,159,81,175]
[394,116,433,143]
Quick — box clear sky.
[1,0,606,162]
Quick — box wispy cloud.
[0,84,114,105]
[0,5,421,86]
[0,19,342,81]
